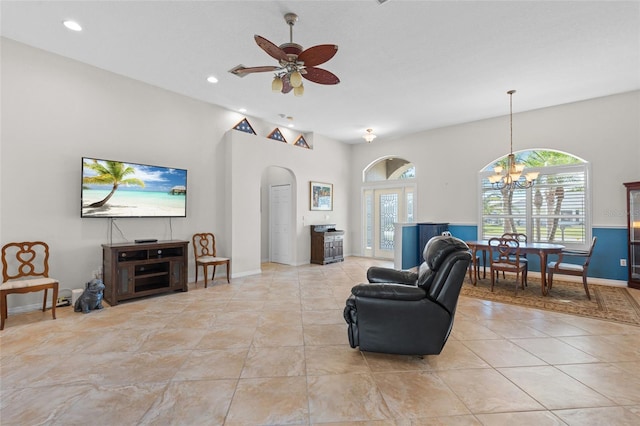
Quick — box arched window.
[479,149,591,249]
[364,158,415,182]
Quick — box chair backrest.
[562,237,597,271]
[582,236,597,267]
[488,237,522,268]
[417,235,459,290]
[559,236,597,266]
[502,233,527,244]
[2,241,51,282]
[418,236,471,311]
[192,233,217,259]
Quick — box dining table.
[465,240,565,296]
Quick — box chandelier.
[488,90,539,190]
[363,128,377,143]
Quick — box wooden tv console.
[102,240,188,306]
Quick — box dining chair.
[502,232,528,284]
[488,236,528,294]
[192,233,230,288]
[547,236,597,300]
[1,241,59,330]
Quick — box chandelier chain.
[510,90,514,155]
[488,89,538,191]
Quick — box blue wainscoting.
[402,225,419,269]
[400,224,628,281]
[591,228,627,281]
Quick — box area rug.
[460,277,640,326]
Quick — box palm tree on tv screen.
[83,160,145,208]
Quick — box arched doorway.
[362,157,416,259]
[261,166,297,264]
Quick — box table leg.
[482,250,487,279]
[539,251,548,296]
[470,246,478,285]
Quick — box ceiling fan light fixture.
[272,76,283,92]
[231,13,339,95]
[293,84,304,97]
[289,71,303,88]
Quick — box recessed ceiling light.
[206,75,218,84]
[288,123,294,128]
[63,20,82,31]
[238,108,247,113]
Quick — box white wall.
[3,37,638,310]
[1,39,349,311]
[349,91,640,255]
[226,130,351,274]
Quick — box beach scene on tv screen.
[82,158,187,217]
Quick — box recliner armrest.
[351,283,426,301]
[367,267,417,285]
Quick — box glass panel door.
[375,190,399,259]
[362,187,412,259]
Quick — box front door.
[363,186,414,259]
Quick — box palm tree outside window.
[479,149,590,249]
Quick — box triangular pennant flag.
[232,118,256,135]
[267,128,287,143]
[294,135,310,149]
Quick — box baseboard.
[231,269,262,278]
[493,270,627,288]
[8,302,56,315]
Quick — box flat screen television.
[81,157,187,218]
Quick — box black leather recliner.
[344,236,471,356]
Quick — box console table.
[310,224,344,264]
[102,240,188,305]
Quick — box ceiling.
[2,1,639,144]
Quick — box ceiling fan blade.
[298,44,339,67]
[281,74,293,93]
[254,35,288,62]
[230,65,281,75]
[302,67,340,85]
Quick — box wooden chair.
[192,233,230,288]
[488,237,527,294]
[548,236,597,300]
[1,241,59,330]
[502,232,528,284]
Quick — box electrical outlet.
[620,259,627,267]
[56,297,71,307]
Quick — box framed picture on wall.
[310,181,333,211]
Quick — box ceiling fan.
[229,13,340,96]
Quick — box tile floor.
[1,257,640,425]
